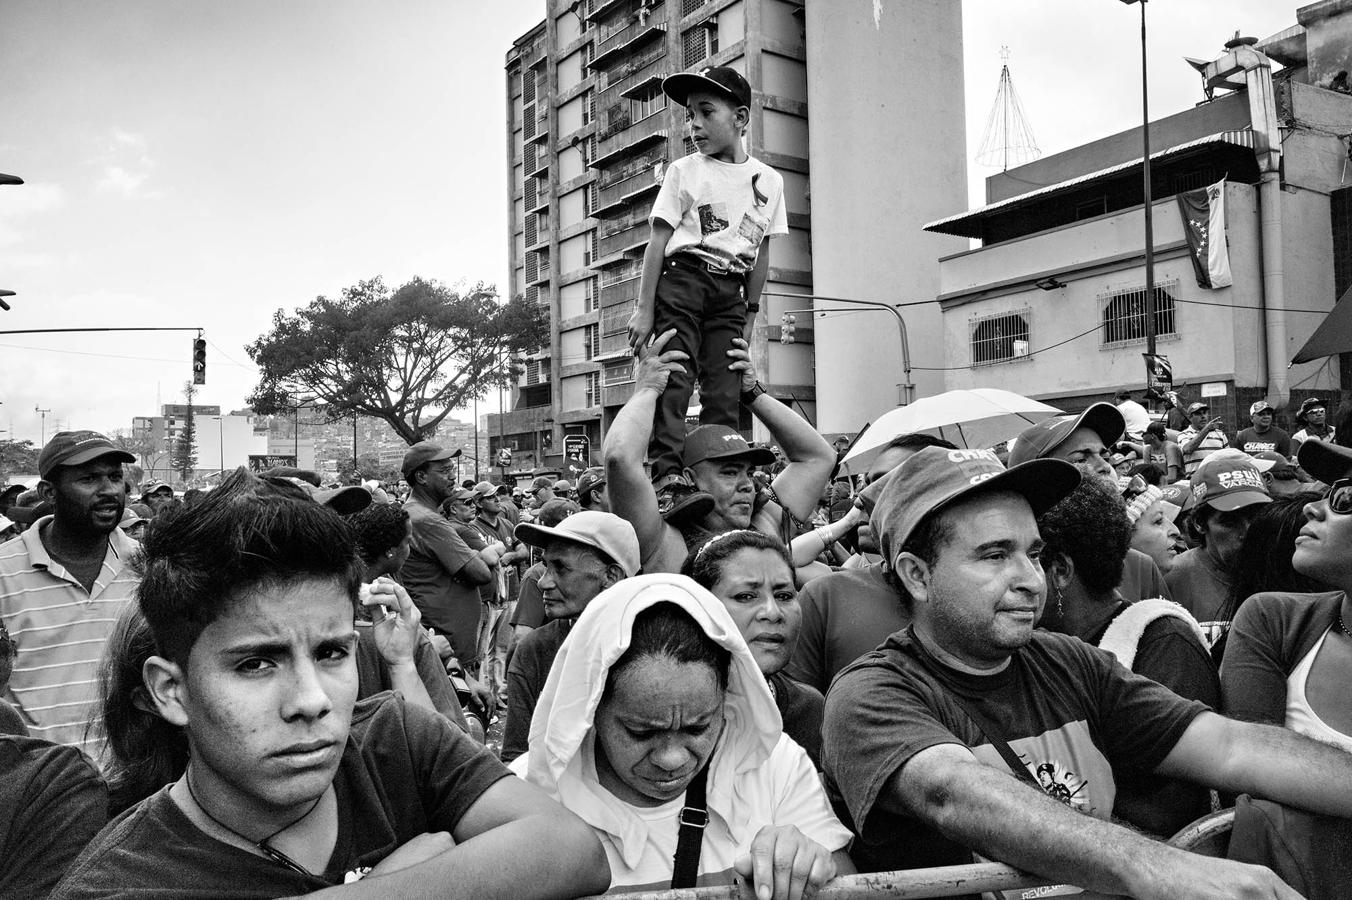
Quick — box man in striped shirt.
[0,431,138,759]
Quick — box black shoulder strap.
[671,766,710,889]
[903,641,1039,789]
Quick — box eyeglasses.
[1328,478,1352,515]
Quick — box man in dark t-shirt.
[51,471,608,899]
[1232,400,1292,458]
[822,446,1352,898]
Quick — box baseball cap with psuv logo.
[38,430,136,479]
[681,425,777,468]
[870,446,1080,568]
[514,510,641,577]
[662,65,752,108]
[1190,458,1271,512]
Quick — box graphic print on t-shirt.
[736,212,767,246]
[698,203,729,235]
[969,719,1114,820]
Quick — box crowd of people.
[7,66,1352,900]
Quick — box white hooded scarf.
[512,574,849,888]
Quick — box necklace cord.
[185,769,322,876]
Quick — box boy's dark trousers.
[648,254,748,484]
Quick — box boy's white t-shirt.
[650,152,788,275]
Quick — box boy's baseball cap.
[38,431,136,480]
[681,425,777,468]
[872,446,1080,567]
[1190,457,1271,512]
[1008,403,1125,467]
[662,65,752,108]
[1298,439,1352,484]
[515,510,640,577]
[1250,400,1276,416]
[1187,402,1210,415]
[401,441,461,478]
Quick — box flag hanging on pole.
[1177,178,1233,289]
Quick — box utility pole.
[34,406,51,445]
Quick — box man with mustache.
[0,431,138,756]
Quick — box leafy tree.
[246,277,548,445]
[109,429,157,466]
[172,381,198,483]
[0,439,39,482]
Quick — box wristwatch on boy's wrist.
[740,382,766,406]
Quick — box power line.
[911,322,1104,371]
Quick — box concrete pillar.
[804,0,968,431]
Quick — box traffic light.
[192,337,207,384]
[779,312,796,344]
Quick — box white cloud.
[0,182,65,217]
[91,128,157,197]
[97,165,150,195]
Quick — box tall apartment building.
[490,0,816,473]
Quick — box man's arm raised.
[884,743,1299,900]
[603,329,690,569]
[727,339,835,524]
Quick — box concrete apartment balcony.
[594,147,665,217]
[594,110,668,167]
[599,274,640,308]
[595,41,666,95]
[597,217,649,259]
[586,0,632,25]
[592,14,666,70]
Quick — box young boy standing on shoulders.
[626,66,787,525]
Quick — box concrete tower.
[804,0,968,432]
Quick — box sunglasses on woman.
[1328,478,1352,515]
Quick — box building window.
[681,0,708,17]
[586,276,600,312]
[629,82,666,122]
[584,323,600,359]
[682,24,717,68]
[969,309,1031,367]
[1171,168,1216,194]
[603,358,634,386]
[523,69,536,106]
[1100,281,1178,347]
[585,371,601,407]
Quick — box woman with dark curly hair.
[1036,476,1217,835]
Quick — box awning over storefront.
[924,131,1258,240]
[1293,286,1352,364]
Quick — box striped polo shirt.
[0,518,140,760]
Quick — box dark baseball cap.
[577,467,605,500]
[681,425,776,468]
[530,475,555,493]
[1008,403,1125,467]
[872,446,1080,567]
[663,65,752,108]
[471,480,499,500]
[401,441,461,478]
[38,431,136,480]
[1298,439,1352,484]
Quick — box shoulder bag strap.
[903,643,1040,789]
[670,765,710,889]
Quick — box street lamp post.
[214,416,225,479]
[34,406,51,445]
[1120,0,1157,363]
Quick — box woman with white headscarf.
[511,573,852,897]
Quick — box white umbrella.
[839,388,1064,476]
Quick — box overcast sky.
[0,0,1297,444]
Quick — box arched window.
[970,311,1030,366]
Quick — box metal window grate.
[681,0,708,15]
[585,371,601,406]
[523,69,536,105]
[682,26,716,68]
[969,309,1031,367]
[584,324,600,359]
[1099,280,1178,347]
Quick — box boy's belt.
[669,253,743,278]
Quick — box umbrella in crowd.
[838,388,1063,476]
